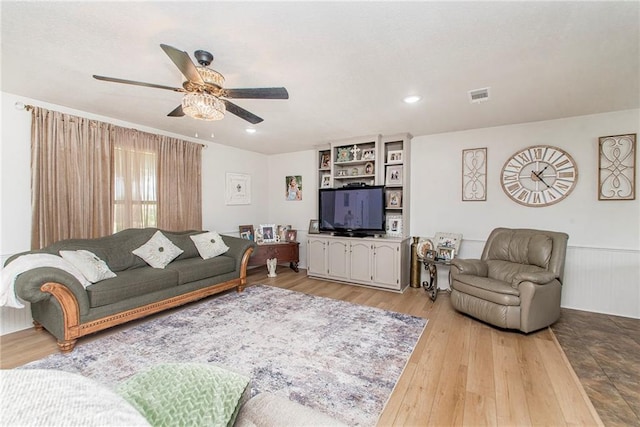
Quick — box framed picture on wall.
[225,173,251,205]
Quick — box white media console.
[307,234,410,292]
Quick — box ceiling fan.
[93,44,289,124]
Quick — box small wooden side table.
[248,241,300,272]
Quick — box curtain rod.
[14,101,206,148]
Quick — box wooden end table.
[248,241,300,272]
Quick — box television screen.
[319,185,385,236]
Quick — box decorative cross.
[350,145,361,160]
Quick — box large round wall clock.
[500,145,578,207]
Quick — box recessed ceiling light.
[246,128,257,134]
[403,95,422,104]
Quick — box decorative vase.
[410,236,421,288]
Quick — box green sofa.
[7,228,255,352]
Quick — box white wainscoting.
[1,253,34,336]
[0,305,32,336]
[425,240,640,319]
[562,245,639,318]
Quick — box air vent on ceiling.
[468,87,490,104]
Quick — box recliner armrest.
[450,259,488,277]
[511,271,558,288]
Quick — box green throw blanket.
[118,363,250,427]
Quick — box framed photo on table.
[434,232,462,253]
[259,224,277,243]
[286,229,298,242]
[238,224,254,241]
[308,219,320,234]
[438,247,455,262]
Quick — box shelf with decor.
[331,136,379,187]
[382,134,411,238]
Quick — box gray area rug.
[22,285,427,426]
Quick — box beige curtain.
[31,107,203,248]
[30,107,113,249]
[157,136,202,231]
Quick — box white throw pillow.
[132,231,184,269]
[190,231,229,260]
[59,250,117,283]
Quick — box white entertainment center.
[309,133,412,292]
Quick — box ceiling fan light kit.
[195,66,225,88]
[182,92,225,121]
[93,44,288,125]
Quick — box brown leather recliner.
[450,227,568,333]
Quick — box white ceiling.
[2,1,638,155]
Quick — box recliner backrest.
[481,228,569,282]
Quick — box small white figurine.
[267,258,278,278]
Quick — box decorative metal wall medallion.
[598,134,636,201]
[462,147,487,201]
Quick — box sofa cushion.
[117,363,250,427]
[190,231,230,259]
[59,250,117,283]
[86,268,178,308]
[165,256,236,285]
[133,231,184,269]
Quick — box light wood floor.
[0,267,603,426]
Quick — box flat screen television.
[318,185,386,237]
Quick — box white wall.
[266,150,318,269]
[2,91,638,336]
[0,91,269,334]
[410,109,640,318]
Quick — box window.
[113,146,157,232]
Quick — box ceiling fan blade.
[160,44,204,85]
[93,75,183,92]
[224,87,289,99]
[223,100,264,124]
[167,105,184,117]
